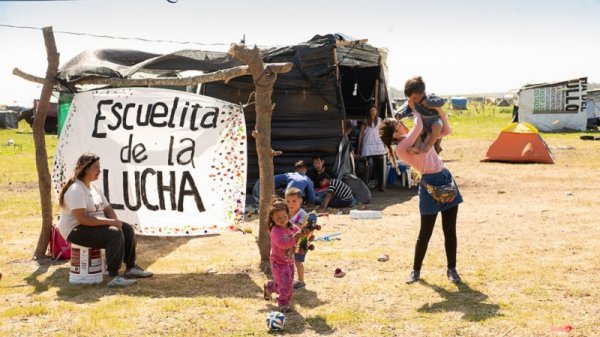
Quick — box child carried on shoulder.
[398,76,446,154]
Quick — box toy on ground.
[266,311,286,332]
[296,212,321,254]
[334,268,346,278]
[377,254,389,262]
[313,232,342,241]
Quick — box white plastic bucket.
[349,210,382,219]
[69,244,105,284]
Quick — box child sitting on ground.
[308,154,335,203]
[285,187,310,290]
[264,198,307,313]
[317,174,354,210]
[401,76,446,154]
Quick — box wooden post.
[333,47,345,135]
[32,27,59,261]
[333,47,340,81]
[374,79,380,108]
[14,64,293,88]
[229,44,291,271]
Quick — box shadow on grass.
[417,280,501,322]
[136,235,196,265]
[257,306,335,335]
[25,266,264,304]
[366,185,418,211]
[24,235,206,296]
[303,186,417,215]
[256,283,331,334]
[26,263,332,334]
[287,312,335,335]
[303,313,335,335]
[294,287,328,309]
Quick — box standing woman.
[57,153,153,287]
[358,105,387,192]
[378,99,463,284]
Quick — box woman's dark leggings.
[67,222,137,277]
[366,154,385,189]
[413,205,458,271]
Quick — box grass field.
[1,109,600,336]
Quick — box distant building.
[517,77,587,131]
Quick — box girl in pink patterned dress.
[263,198,306,312]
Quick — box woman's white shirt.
[361,117,386,156]
[57,180,109,239]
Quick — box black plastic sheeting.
[204,35,387,181]
[58,49,242,83]
[56,33,390,183]
[0,111,19,129]
[205,75,343,180]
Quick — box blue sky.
[1,0,599,105]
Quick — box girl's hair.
[364,104,378,127]
[378,118,403,175]
[58,153,100,206]
[268,197,291,231]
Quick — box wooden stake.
[229,44,292,271]
[32,27,59,261]
[13,63,291,87]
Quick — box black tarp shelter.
[0,110,19,129]
[56,33,392,183]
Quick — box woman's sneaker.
[124,266,153,278]
[447,269,462,283]
[406,270,420,284]
[107,275,136,287]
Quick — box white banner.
[53,88,247,236]
[518,77,588,131]
[587,90,600,119]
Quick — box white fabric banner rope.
[53,87,247,236]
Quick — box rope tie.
[254,67,275,88]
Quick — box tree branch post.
[229,44,292,271]
[13,63,292,88]
[32,26,59,261]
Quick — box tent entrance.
[339,66,380,119]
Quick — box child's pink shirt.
[270,223,300,265]
[394,113,451,174]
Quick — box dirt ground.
[253,136,600,336]
[2,137,600,336]
[157,136,600,336]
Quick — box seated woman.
[57,153,152,287]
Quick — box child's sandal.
[263,281,272,300]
